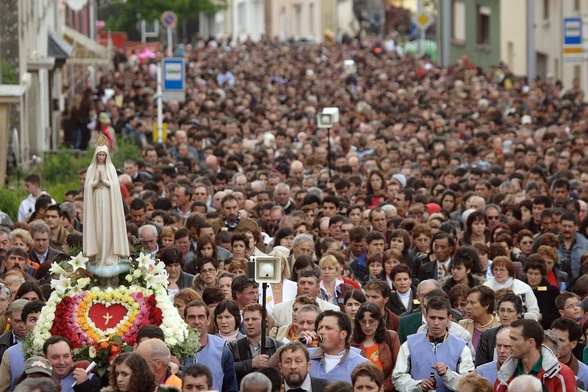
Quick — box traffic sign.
[162,58,185,102]
[412,9,433,31]
[161,11,177,29]
[563,17,583,62]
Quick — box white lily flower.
[136,252,153,269]
[151,262,166,275]
[68,252,89,272]
[50,275,70,293]
[49,262,69,276]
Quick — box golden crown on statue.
[95,132,108,147]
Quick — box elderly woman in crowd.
[483,256,540,320]
[459,285,501,351]
[0,283,11,332]
[475,292,523,366]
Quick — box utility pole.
[417,0,423,55]
[440,0,451,67]
[527,0,536,82]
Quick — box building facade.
[267,0,322,41]
[445,0,501,70]
[232,0,266,41]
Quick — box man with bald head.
[206,155,220,173]
[289,161,305,181]
[348,156,362,177]
[136,338,182,388]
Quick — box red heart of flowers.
[88,303,128,331]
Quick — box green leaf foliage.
[1,59,18,84]
[0,189,26,224]
[105,0,228,37]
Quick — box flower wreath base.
[24,253,199,375]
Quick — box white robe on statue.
[83,144,129,270]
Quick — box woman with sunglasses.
[350,302,400,392]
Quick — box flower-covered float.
[24,136,198,375]
[24,252,199,375]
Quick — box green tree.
[105,0,227,38]
[1,59,18,84]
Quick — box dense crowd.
[1,34,588,392]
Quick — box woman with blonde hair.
[10,228,38,271]
[261,250,297,315]
[226,257,247,275]
[159,226,177,249]
[318,254,353,311]
[173,288,202,320]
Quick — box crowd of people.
[1,33,588,392]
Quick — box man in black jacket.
[278,341,330,392]
[228,303,282,385]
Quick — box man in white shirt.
[273,270,339,328]
[17,174,55,222]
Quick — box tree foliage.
[105,0,227,38]
[1,59,18,84]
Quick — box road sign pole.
[157,63,163,144]
[527,0,536,82]
[167,26,173,57]
[441,0,451,67]
[417,0,423,55]
[583,17,588,102]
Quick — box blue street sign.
[564,17,582,46]
[161,11,178,29]
[162,58,184,91]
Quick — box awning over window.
[62,26,111,66]
[49,31,75,59]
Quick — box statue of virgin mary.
[83,133,130,277]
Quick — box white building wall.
[499,0,526,76]
[497,0,588,91]
[232,0,265,41]
[199,9,231,40]
[321,0,355,41]
[269,0,322,41]
[535,0,588,91]
[534,0,561,81]
[19,0,60,157]
[335,0,355,39]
